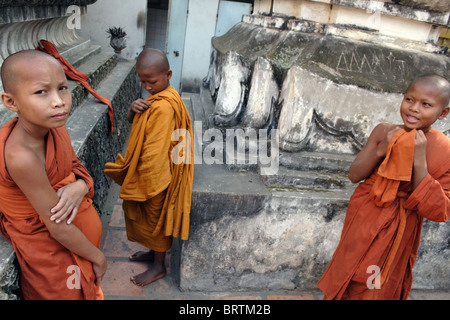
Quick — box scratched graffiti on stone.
[336,51,406,75]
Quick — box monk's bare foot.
[129,250,154,262]
[130,266,166,287]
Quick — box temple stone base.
[178,15,449,292]
[177,84,449,292]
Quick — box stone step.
[280,150,355,174]
[199,84,216,129]
[67,51,118,114]
[191,161,354,226]
[57,39,101,68]
[192,162,271,225]
[260,165,352,191]
[181,93,195,121]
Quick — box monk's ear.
[167,69,172,81]
[438,106,449,120]
[1,92,18,113]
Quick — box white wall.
[180,0,220,92]
[79,0,147,60]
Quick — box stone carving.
[336,51,406,76]
[207,18,449,155]
[0,1,96,24]
[213,51,250,127]
[0,17,84,65]
[241,56,279,129]
[278,66,403,153]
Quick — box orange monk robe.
[0,118,103,300]
[317,128,450,300]
[104,86,194,252]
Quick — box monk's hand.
[130,98,151,114]
[50,179,89,224]
[128,99,151,122]
[93,253,107,286]
[375,126,402,157]
[413,130,428,183]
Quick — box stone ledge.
[242,15,447,54]
[67,51,117,114]
[332,0,449,25]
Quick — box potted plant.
[106,27,127,54]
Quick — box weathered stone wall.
[182,180,450,291]
[181,182,350,291]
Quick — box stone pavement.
[99,183,450,301]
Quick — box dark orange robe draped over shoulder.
[317,128,450,300]
[104,86,194,251]
[0,118,103,300]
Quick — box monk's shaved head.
[408,75,450,108]
[136,48,170,74]
[1,50,61,93]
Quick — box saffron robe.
[104,86,194,251]
[317,128,450,300]
[0,118,103,300]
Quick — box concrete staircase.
[0,39,140,299]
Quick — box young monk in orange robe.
[317,75,450,300]
[0,50,106,299]
[104,48,194,287]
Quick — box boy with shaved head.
[317,75,450,300]
[105,48,194,287]
[0,50,105,299]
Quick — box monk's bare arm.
[348,123,387,183]
[50,179,89,224]
[5,147,106,282]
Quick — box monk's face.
[400,81,449,132]
[137,65,172,96]
[3,56,72,131]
